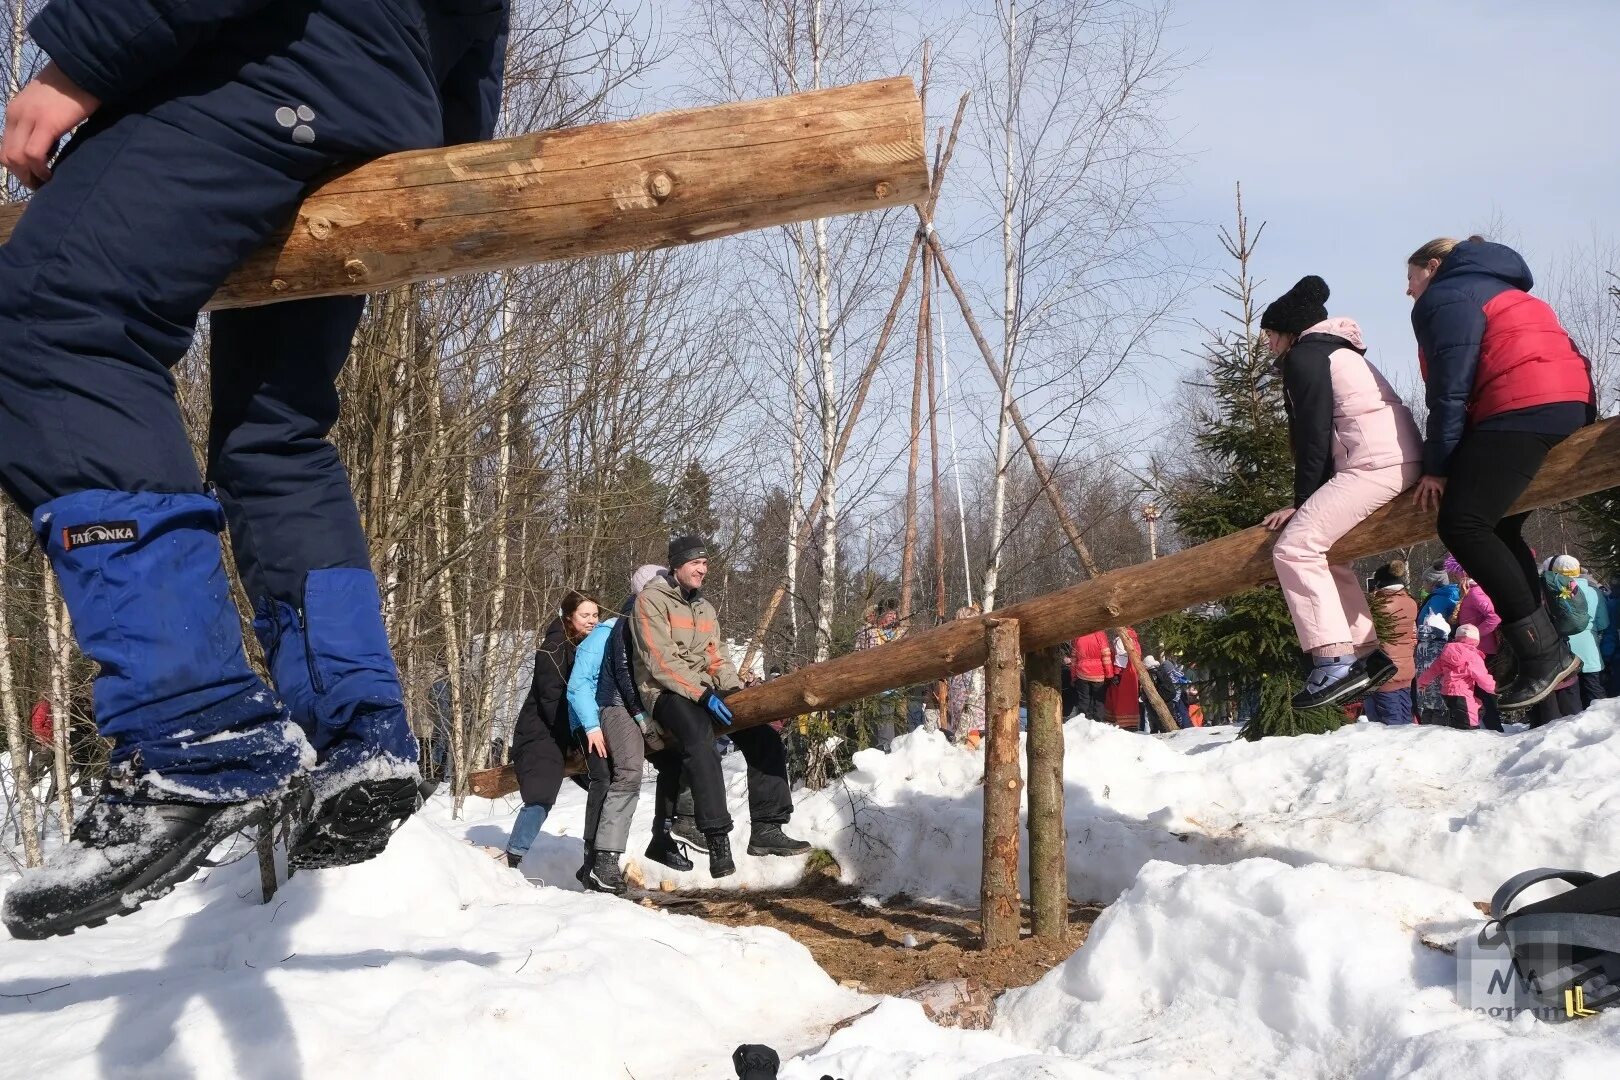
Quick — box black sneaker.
[671,815,708,853]
[583,850,627,895]
[1291,656,1370,710]
[289,776,421,871]
[707,832,736,879]
[645,830,694,872]
[747,823,811,857]
[2,787,275,940]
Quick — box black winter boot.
[748,823,811,857]
[1499,606,1583,711]
[3,783,276,940]
[583,850,627,895]
[672,815,709,853]
[505,850,524,869]
[707,832,736,879]
[645,826,694,872]
[575,844,595,886]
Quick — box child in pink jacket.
[1259,276,1424,710]
[1417,624,1498,728]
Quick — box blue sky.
[1154,0,1620,388]
[636,0,1620,479]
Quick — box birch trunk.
[983,0,1019,614]
[44,573,73,838]
[428,361,469,815]
[788,229,810,656]
[0,512,41,866]
[474,292,514,769]
[809,0,838,663]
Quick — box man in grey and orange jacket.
[633,534,809,878]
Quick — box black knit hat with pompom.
[1261,275,1330,337]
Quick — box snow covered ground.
[5,704,1620,1076]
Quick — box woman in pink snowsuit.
[1260,276,1425,709]
[1417,624,1498,728]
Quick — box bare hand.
[1412,475,1447,513]
[1262,507,1296,531]
[585,729,607,757]
[1,62,100,190]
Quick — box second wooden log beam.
[468,416,1620,800]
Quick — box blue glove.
[700,688,734,726]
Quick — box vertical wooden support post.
[257,824,279,904]
[980,617,1023,949]
[1024,645,1068,942]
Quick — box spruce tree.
[1157,188,1343,738]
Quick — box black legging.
[1437,429,1569,624]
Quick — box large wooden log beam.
[0,79,927,309]
[735,418,1620,725]
[470,417,1620,800]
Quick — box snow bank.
[0,815,861,1079]
[792,704,1620,905]
[787,859,1620,1078]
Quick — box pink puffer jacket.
[1417,640,1497,724]
[1302,318,1424,472]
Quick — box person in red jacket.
[29,700,53,747]
[1069,630,1115,721]
[1407,236,1595,713]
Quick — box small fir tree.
[1156,186,1342,738]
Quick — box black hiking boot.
[672,815,708,853]
[288,776,421,871]
[575,844,595,885]
[747,823,811,857]
[2,785,276,940]
[505,850,524,869]
[645,828,694,872]
[1499,606,1584,711]
[707,832,736,879]
[583,850,627,895]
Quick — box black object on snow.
[733,1044,780,1079]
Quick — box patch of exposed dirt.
[638,858,1103,996]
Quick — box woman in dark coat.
[504,590,598,868]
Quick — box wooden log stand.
[980,619,1023,949]
[1024,644,1068,942]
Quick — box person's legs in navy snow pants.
[0,2,443,802]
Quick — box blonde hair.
[1408,235,1487,267]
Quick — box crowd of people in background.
[501,535,807,894]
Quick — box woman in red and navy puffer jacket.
[1407,236,1595,711]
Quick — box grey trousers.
[583,705,646,853]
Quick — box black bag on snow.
[1490,868,1620,1019]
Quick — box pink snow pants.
[1273,462,1421,651]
